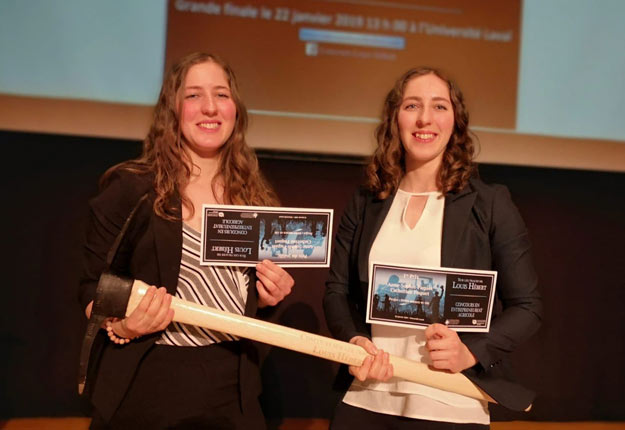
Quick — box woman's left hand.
[425,323,477,373]
[255,259,294,307]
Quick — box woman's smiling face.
[397,73,454,171]
[180,61,237,158]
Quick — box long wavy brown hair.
[101,52,278,219]
[365,67,477,199]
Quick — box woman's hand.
[113,286,174,339]
[348,336,394,382]
[425,323,477,373]
[255,259,294,307]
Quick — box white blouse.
[342,189,489,424]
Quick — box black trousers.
[90,342,265,430]
[330,401,489,430]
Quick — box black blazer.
[323,178,543,411]
[79,170,262,422]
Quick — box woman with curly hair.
[79,52,294,429]
[324,67,542,429]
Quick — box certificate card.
[201,204,333,267]
[367,262,497,332]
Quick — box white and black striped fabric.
[156,223,250,346]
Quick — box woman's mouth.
[198,122,220,130]
[412,132,437,142]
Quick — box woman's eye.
[185,93,198,99]
[435,104,448,111]
[404,103,418,110]
[217,92,230,99]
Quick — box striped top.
[156,223,250,346]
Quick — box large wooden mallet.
[78,272,495,404]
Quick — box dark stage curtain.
[1,131,623,422]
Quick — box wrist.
[461,344,478,370]
[117,319,138,339]
[105,319,136,345]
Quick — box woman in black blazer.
[79,52,294,429]
[324,67,542,429]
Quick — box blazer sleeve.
[323,188,371,342]
[462,184,543,371]
[78,171,151,311]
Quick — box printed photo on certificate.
[367,262,497,332]
[201,204,333,267]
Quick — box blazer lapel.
[357,194,394,284]
[441,186,476,267]
[152,195,183,293]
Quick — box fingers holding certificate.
[255,260,295,307]
[201,204,333,267]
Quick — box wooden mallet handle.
[128,280,495,404]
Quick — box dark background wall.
[1,130,624,424]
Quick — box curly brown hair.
[365,67,477,199]
[102,52,278,219]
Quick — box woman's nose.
[416,108,431,126]
[201,96,217,115]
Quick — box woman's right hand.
[116,286,174,338]
[85,286,174,339]
[348,336,394,382]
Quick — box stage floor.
[1,418,625,430]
